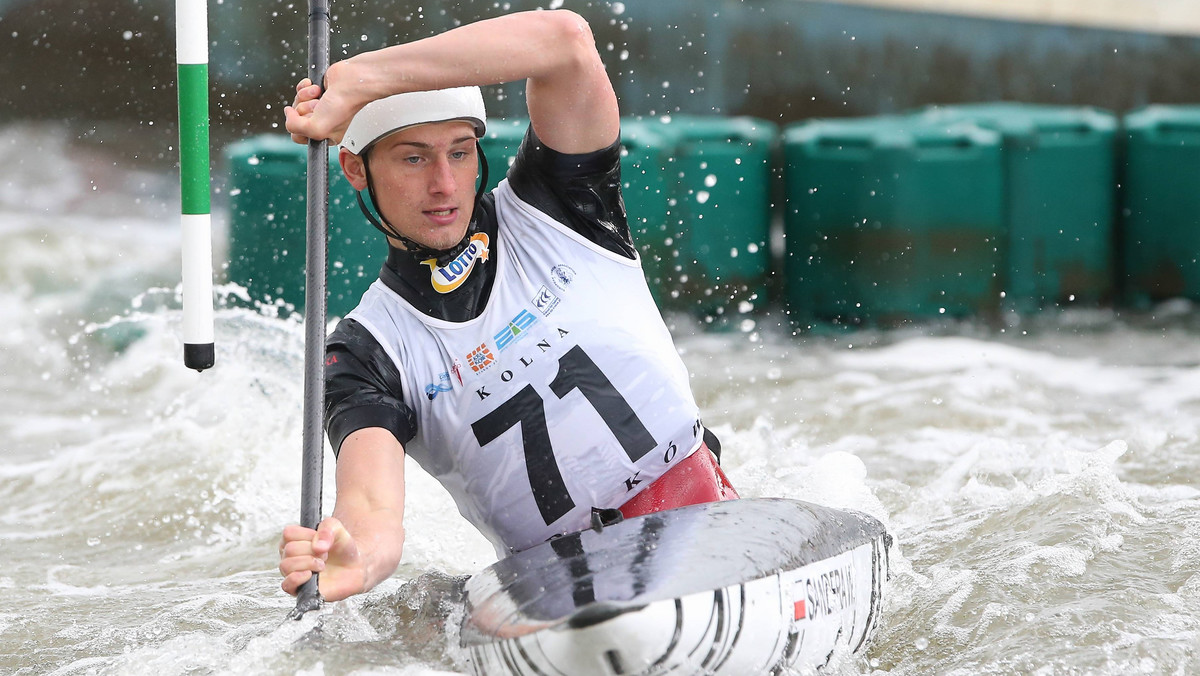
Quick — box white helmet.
[341,86,487,155]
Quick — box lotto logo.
[467,344,496,373]
[422,233,491,294]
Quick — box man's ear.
[339,148,369,191]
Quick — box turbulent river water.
[3,123,1198,675]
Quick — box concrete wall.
[830,0,1200,36]
[3,0,1198,137]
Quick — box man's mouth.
[425,208,458,225]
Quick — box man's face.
[344,120,479,253]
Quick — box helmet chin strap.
[355,141,490,268]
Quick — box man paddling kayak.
[278,9,737,603]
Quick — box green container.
[225,135,385,318]
[1120,106,1200,308]
[618,118,681,307]
[620,116,776,324]
[481,118,691,309]
[920,103,1118,311]
[783,116,1005,326]
[480,118,529,191]
[670,116,777,323]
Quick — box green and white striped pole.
[176,0,215,372]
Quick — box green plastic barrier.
[488,118,695,311]
[783,116,1005,326]
[1120,105,1200,308]
[670,116,777,322]
[480,118,528,191]
[620,115,777,324]
[920,103,1118,311]
[226,118,770,328]
[618,118,680,307]
[225,135,384,318]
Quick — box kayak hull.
[461,498,890,675]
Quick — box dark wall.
[3,0,1198,143]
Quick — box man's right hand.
[278,517,368,602]
[284,61,370,146]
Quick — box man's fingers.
[285,78,325,145]
[284,106,315,145]
[281,569,313,596]
[279,552,326,576]
[282,524,317,541]
[293,98,320,117]
[291,83,323,107]
[281,539,316,559]
[313,517,346,553]
[279,525,315,553]
[278,519,342,597]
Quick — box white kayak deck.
[461,498,891,675]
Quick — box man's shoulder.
[327,316,387,354]
[504,127,634,259]
[510,126,621,177]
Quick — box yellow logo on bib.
[422,233,491,294]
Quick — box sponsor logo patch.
[424,372,453,400]
[466,343,496,373]
[550,264,576,291]
[533,285,561,316]
[494,310,538,351]
[422,233,491,294]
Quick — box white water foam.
[3,123,1199,675]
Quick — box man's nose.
[429,158,456,194]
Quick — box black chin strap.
[355,141,490,268]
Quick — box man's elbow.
[542,9,601,64]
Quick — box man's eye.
[405,156,423,164]
[451,151,469,160]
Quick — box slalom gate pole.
[290,0,331,620]
[176,0,216,372]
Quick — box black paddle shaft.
[291,0,330,621]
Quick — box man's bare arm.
[284,10,619,154]
[279,427,406,601]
